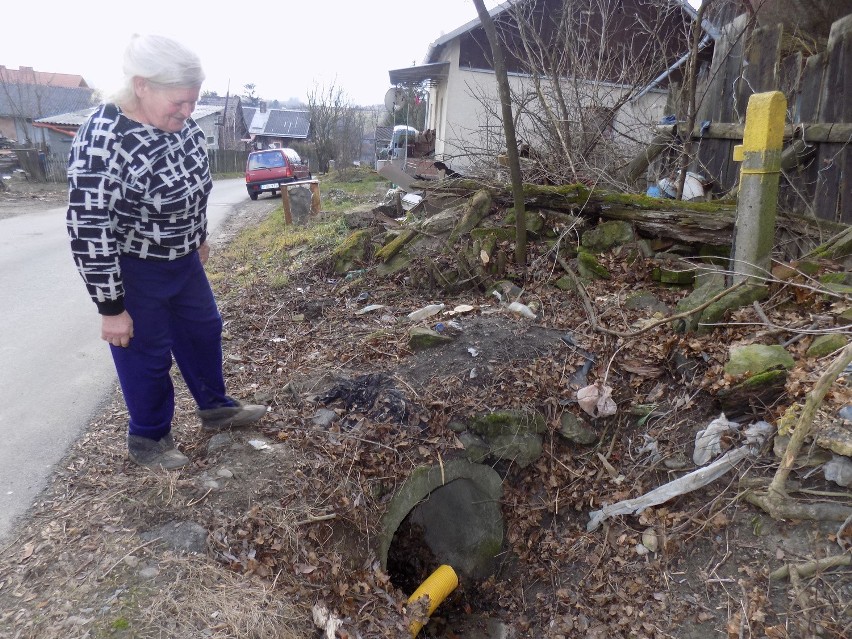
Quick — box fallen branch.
[555,254,747,338]
[770,553,851,581]
[746,343,852,522]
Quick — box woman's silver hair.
[113,34,205,107]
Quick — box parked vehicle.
[245,148,311,200]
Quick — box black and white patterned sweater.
[66,103,213,315]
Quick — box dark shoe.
[128,433,189,470]
[198,399,266,431]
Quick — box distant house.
[33,103,245,154]
[196,94,250,150]
[387,0,701,171]
[243,103,311,149]
[0,65,96,149]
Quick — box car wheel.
[249,191,258,200]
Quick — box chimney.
[259,101,267,113]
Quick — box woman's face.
[131,78,200,132]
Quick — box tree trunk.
[472,0,527,274]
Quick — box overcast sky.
[2,0,505,107]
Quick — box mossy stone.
[581,220,634,252]
[806,334,849,358]
[577,250,611,280]
[332,229,372,274]
[468,409,547,437]
[724,344,795,377]
[555,275,577,291]
[408,326,453,350]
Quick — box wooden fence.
[670,12,852,224]
[14,149,250,183]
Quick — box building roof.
[190,104,224,120]
[246,108,310,139]
[0,65,89,88]
[0,84,96,119]
[388,62,450,87]
[243,106,257,129]
[422,0,713,65]
[35,104,225,128]
[34,106,98,127]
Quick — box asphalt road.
[0,178,253,541]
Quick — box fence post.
[731,91,786,284]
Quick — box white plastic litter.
[824,455,852,487]
[577,383,617,418]
[407,303,445,322]
[693,413,740,466]
[507,301,537,319]
[355,304,386,315]
[587,420,772,531]
[312,603,343,639]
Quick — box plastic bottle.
[407,303,445,322]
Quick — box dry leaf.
[295,563,318,574]
[20,542,35,562]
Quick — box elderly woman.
[67,34,265,470]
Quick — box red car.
[245,148,311,200]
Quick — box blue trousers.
[110,252,233,440]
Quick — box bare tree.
[307,80,364,172]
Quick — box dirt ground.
[0,181,850,639]
[0,177,68,218]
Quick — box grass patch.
[319,167,389,213]
[215,206,350,290]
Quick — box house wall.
[194,114,219,149]
[429,49,668,172]
[0,116,15,140]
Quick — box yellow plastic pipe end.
[407,564,459,637]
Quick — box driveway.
[0,178,272,540]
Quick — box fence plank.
[696,14,750,195]
[813,15,852,223]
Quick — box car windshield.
[248,151,285,170]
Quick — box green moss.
[737,369,788,388]
[469,410,547,437]
[470,227,516,243]
[375,229,416,262]
[111,618,131,630]
[331,229,372,274]
[819,272,848,285]
[577,250,611,279]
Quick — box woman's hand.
[198,241,210,265]
[102,311,134,348]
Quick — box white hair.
[113,34,205,107]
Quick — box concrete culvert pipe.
[378,459,504,582]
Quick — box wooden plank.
[742,23,783,95]
[784,53,826,212]
[814,15,852,223]
[655,122,852,143]
[696,14,751,195]
[695,14,740,189]
[780,52,803,119]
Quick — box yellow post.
[731,91,786,283]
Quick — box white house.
[389,0,703,175]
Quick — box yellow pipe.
[407,564,459,637]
